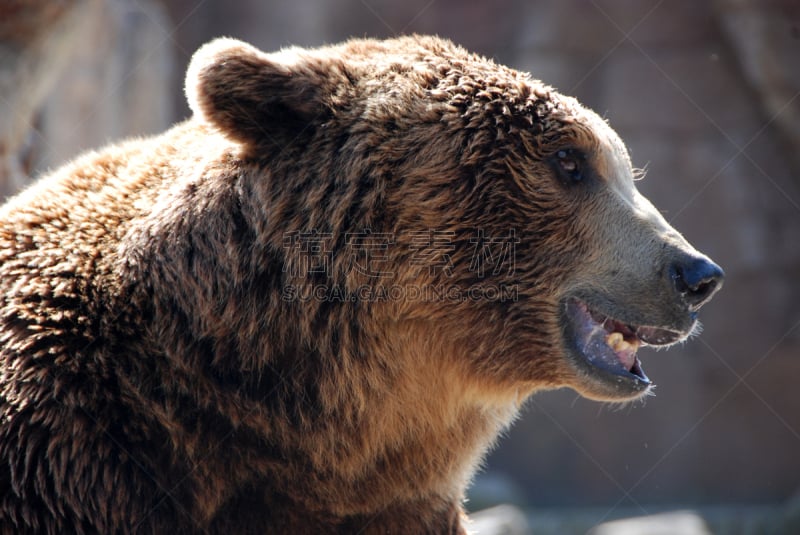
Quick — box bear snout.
[667,254,724,311]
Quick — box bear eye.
[553,148,585,184]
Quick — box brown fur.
[0,36,719,533]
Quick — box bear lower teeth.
[605,332,639,353]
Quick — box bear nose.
[669,255,724,310]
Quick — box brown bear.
[0,35,722,533]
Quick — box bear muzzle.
[559,250,723,402]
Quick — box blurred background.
[1,0,798,533]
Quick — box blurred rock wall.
[2,0,798,510]
[0,0,173,196]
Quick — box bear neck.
[114,148,523,518]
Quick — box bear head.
[184,35,723,405]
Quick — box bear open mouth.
[562,297,689,389]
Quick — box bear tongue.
[577,322,636,373]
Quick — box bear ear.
[185,38,329,146]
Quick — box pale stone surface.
[588,511,713,535]
[469,505,531,535]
